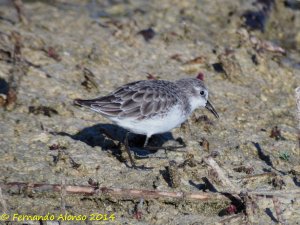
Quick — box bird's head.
[176,78,219,118]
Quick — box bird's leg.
[145,144,186,152]
[124,132,153,170]
[124,132,136,168]
[143,136,150,147]
[133,135,152,159]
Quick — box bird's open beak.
[205,100,219,118]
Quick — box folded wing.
[74,80,179,120]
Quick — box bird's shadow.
[53,123,177,161]
[0,77,9,95]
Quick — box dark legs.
[124,132,186,169]
[124,132,153,170]
[124,132,136,168]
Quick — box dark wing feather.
[74,80,181,119]
[122,98,140,110]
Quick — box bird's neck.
[189,96,207,112]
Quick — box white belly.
[111,106,187,137]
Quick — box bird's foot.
[144,144,186,152]
[134,165,154,170]
[128,163,153,170]
[144,137,186,152]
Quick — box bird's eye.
[200,91,205,96]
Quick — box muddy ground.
[0,0,299,224]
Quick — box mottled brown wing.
[75,80,179,120]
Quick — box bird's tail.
[73,99,94,107]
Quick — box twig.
[250,36,286,54]
[133,198,144,220]
[167,160,180,188]
[3,182,298,199]
[243,192,258,224]
[5,31,25,110]
[0,182,229,202]
[239,189,300,198]
[203,156,239,193]
[272,197,285,224]
[239,172,276,181]
[80,67,99,91]
[237,29,286,54]
[296,87,300,124]
[60,178,66,214]
[216,213,245,225]
[0,186,8,214]
[24,59,52,78]
[11,0,28,25]
[295,87,300,148]
[1,182,299,211]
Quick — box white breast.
[111,105,188,137]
